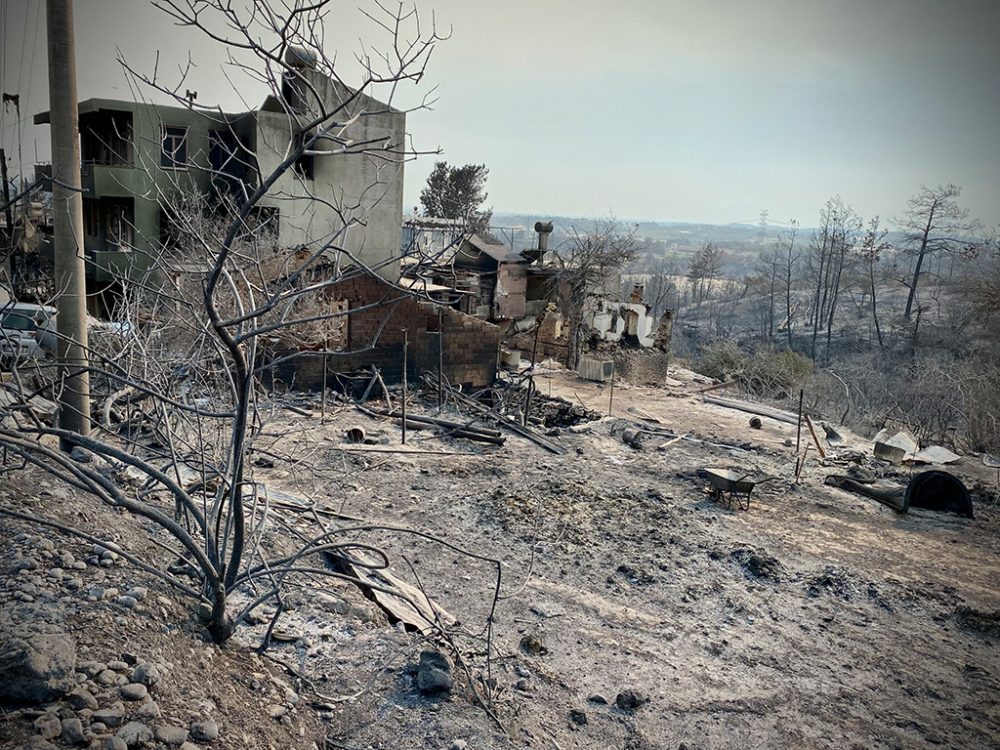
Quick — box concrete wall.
[254,71,405,280]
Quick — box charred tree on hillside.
[780,220,800,348]
[857,216,892,351]
[807,197,859,361]
[897,184,982,321]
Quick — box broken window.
[161,126,189,168]
[81,110,133,165]
[106,200,134,252]
[292,131,315,180]
[82,199,100,237]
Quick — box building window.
[106,202,134,252]
[161,126,188,168]
[292,131,315,180]
[82,199,100,237]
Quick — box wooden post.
[608,361,616,416]
[437,307,443,409]
[320,340,328,422]
[401,328,408,445]
[795,388,804,455]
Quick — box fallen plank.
[0,385,57,420]
[626,406,665,424]
[332,445,477,456]
[701,394,799,425]
[695,379,738,395]
[261,483,458,635]
[332,549,457,635]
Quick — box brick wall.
[271,273,501,390]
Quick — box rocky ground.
[2,364,999,749]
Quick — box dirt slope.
[2,366,998,750]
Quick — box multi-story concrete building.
[33,53,405,308]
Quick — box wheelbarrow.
[702,468,771,510]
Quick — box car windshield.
[1,313,37,332]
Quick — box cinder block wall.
[273,274,501,390]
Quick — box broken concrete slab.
[873,429,919,463]
[907,445,961,465]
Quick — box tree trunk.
[869,262,884,350]
[904,217,933,320]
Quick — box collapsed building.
[401,219,674,377]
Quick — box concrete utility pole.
[46,0,91,440]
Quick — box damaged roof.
[464,233,525,264]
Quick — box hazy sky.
[2,0,998,226]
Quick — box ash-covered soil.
[2,366,999,750]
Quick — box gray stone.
[60,717,87,745]
[66,687,98,710]
[135,701,160,721]
[92,705,125,728]
[189,720,219,743]
[117,721,153,747]
[107,660,129,671]
[105,736,128,750]
[14,557,38,572]
[70,446,93,462]
[266,704,288,719]
[131,663,160,688]
[95,669,118,686]
[116,596,138,610]
[450,741,468,750]
[124,587,147,602]
[178,743,202,750]
[33,712,62,739]
[569,709,588,725]
[78,661,106,678]
[614,689,649,712]
[0,633,77,704]
[416,650,453,694]
[120,683,147,701]
[22,737,57,750]
[155,725,189,745]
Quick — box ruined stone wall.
[273,274,501,390]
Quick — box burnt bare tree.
[857,215,891,351]
[0,0,508,652]
[550,219,639,370]
[779,220,800,348]
[806,197,859,361]
[897,184,981,320]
